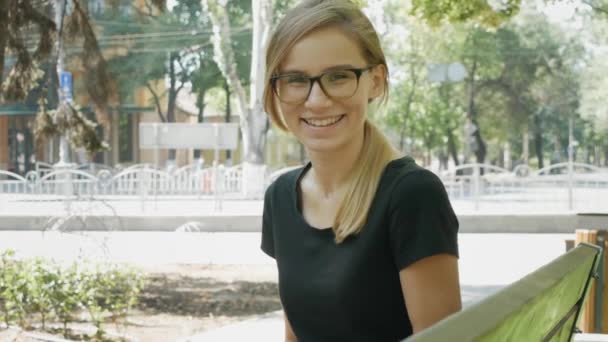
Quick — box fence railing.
[438,163,608,211]
[0,163,246,198]
[1,162,607,212]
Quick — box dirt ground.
[0,264,281,342]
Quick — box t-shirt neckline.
[294,162,334,233]
[292,156,409,234]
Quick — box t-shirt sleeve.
[388,169,459,270]
[260,182,275,258]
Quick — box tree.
[410,0,521,27]
[384,0,600,169]
[498,15,582,168]
[105,0,252,162]
[105,0,203,161]
[203,0,270,165]
[202,0,273,196]
[0,0,165,159]
[580,53,608,165]
[0,1,55,101]
[376,1,466,167]
[410,0,608,26]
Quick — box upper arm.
[399,253,461,333]
[388,170,459,270]
[387,169,461,333]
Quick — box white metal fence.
[439,163,608,212]
[0,162,246,199]
[1,161,607,212]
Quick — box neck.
[306,125,366,197]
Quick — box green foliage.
[0,249,145,340]
[581,51,608,131]
[104,0,251,122]
[375,0,606,166]
[410,0,521,27]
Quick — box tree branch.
[132,5,156,18]
[582,0,608,16]
[144,0,154,16]
[175,56,188,92]
[146,82,166,122]
[176,82,185,94]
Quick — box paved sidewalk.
[0,230,575,341]
[1,187,607,217]
[177,233,570,341]
[1,194,606,233]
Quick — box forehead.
[279,26,367,74]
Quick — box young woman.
[261,1,461,341]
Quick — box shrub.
[0,249,145,340]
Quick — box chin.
[302,138,347,154]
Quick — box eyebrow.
[278,64,358,75]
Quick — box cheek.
[278,103,302,126]
[346,94,370,117]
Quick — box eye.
[284,74,308,85]
[327,70,355,82]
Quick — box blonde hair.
[263,0,401,243]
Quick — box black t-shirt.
[261,156,459,342]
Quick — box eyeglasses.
[271,66,375,105]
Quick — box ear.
[368,64,386,101]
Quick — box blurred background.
[0,0,607,341]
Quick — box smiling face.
[275,26,385,154]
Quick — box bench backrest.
[404,243,602,342]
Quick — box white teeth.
[304,115,343,127]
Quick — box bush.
[0,249,145,340]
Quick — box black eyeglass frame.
[270,65,376,104]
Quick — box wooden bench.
[404,243,603,342]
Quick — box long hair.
[263,0,400,243]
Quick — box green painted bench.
[404,243,603,342]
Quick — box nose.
[304,80,332,108]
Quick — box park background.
[0,0,607,341]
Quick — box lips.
[301,114,345,128]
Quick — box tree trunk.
[245,0,272,164]
[446,128,459,167]
[497,148,504,168]
[204,0,271,165]
[224,81,232,163]
[472,127,487,164]
[203,0,272,198]
[194,88,206,160]
[533,110,544,169]
[399,125,406,151]
[204,0,272,198]
[0,1,7,87]
[399,76,417,152]
[523,125,529,165]
[466,60,486,164]
[166,52,179,161]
